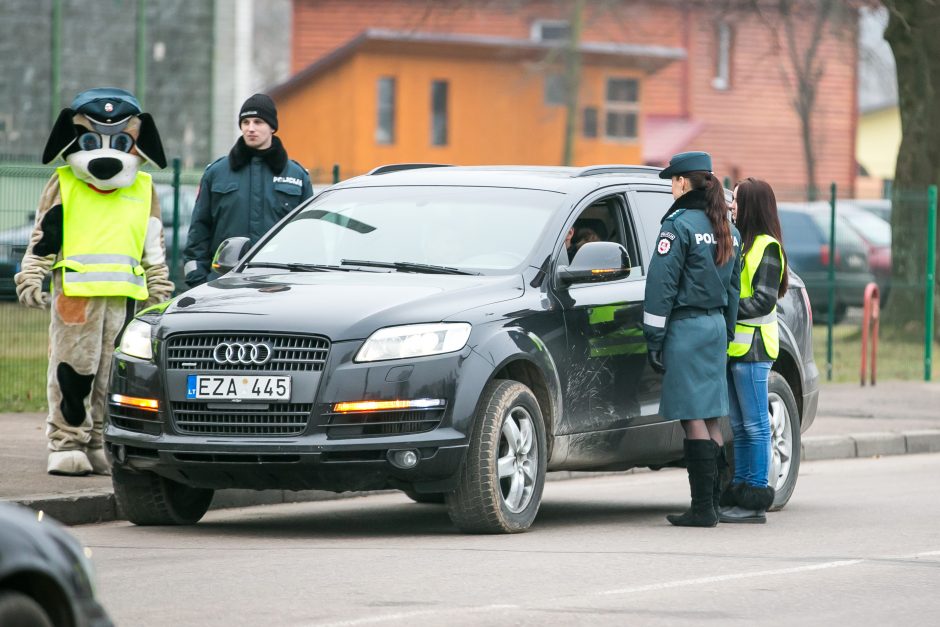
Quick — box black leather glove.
[647,349,665,374]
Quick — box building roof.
[641,116,705,165]
[271,29,686,99]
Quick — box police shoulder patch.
[657,237,672,255]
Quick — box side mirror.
[557,241,631,286]
[211,237,250,275]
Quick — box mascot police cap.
[70,87,142,129]
[43,87,166,173]
[658,151,713,179]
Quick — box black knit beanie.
[239,93,278,131]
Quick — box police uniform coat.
[183,136,313,286]
[643,189,741,420]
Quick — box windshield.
[248,185,564,274]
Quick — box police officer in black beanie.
[183,93,313,287]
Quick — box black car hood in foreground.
[158,271,527,340]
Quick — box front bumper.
[105,338,490,494]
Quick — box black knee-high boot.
[667,439,718,527]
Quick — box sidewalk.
[2,381,939,525]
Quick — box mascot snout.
[87,156,124,181]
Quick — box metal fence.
[1,169,937,411]
[0,161,202,411]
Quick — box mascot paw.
[17,282,51,309]
[47,450,93,476]
[85,447,112,475]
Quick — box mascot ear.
[135,113,167,169]
[42,109,77,164]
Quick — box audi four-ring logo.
[213,342,273,365]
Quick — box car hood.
[157,270,525,341]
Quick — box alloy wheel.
[769,392,792,492]
[497,405,538,513]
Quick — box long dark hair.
[684,171,734,266]
[734,177,789,296]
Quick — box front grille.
[165,333,329,372]
[171,401,312,436]
[321,409,444,439]
[109,404,162,435]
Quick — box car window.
[567,194,639,267]
[249,185,565,274]
[779,210,823,248]
[843,211,891,247]
[810,213,868,251]
[629,190,674,265]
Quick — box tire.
[446,380,547,534]
[113,466,214,525]
[767,371,801,511]
[403,490,446,504]
[0,591,53,627]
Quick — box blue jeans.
[727,361,772,487]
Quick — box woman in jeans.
[720,178,788,524]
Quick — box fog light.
[389,449,419,469]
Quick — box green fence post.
[136,0,147,107]
[723,176,731,190]
[826,182,837,381]
[171,158,181,287]
[926,185,937,381]
[51,0,62,125]
[332,164,340,184]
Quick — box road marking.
[311,604,519,627]
[595,559,864,597]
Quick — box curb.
[801,429,940,461]
[7,429,940,526]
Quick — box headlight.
[119,319,154,360]
[355,323,472,362]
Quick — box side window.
[630,190,675,268]
[566,194,640,275]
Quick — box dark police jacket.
[643,189,741,351]
[183,136,313,286]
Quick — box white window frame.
[531,19,571,42]
[712,22,732,90]
[376,76,396,145]
[603,77,639,142]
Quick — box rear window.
[810,213,868,251]
[843,211,891,247]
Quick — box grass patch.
[812,321,939,383]
[0,301,49,412]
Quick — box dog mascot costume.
[15,88,174,476]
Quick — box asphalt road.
[73,454,940,627]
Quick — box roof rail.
[574,165,663,178]
[367,163,454,175]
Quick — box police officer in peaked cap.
[643,151,741,527]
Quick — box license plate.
[186,375,291,400]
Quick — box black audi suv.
[106,164,818,533]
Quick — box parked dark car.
[106,164,819,534]
[839,204,891,303]
[0,502,112,626]
[0,220,33,300]
[778,202,876,323]
[850,198,891,223]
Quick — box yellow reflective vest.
[728,234,784,359]
[52,166,150,300]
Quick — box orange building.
[272,30,682,180]
[278,0,858,196]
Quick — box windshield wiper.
[243,262,352,272]
[340,259,479,275]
